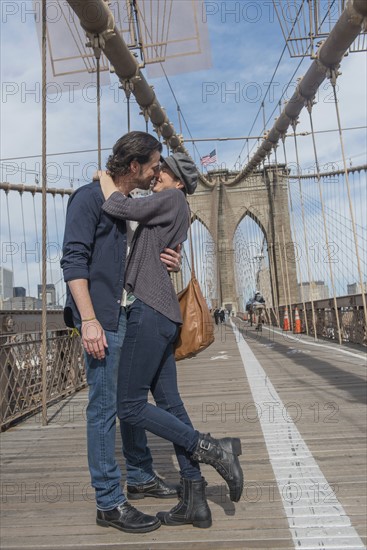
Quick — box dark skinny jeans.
[117,299,201,480]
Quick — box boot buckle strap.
[199,440,211,451]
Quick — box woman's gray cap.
[163,153,198,194]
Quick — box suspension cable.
[292,120,318,339]
[330,70,367,332]
[308,103,343,344]
[5,191,15,276]
[281,134,309,334]
[96,51,102,170]
[19,191,31,297]
[53,194,63,306]
[41,0,48,426]
[234,0,307,167]
[282,221,294,328]
[242,0,338,169]
[32,191,42,284]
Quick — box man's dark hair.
[106,131,163,178]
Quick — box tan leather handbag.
[174,215,214,361]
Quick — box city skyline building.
[0,267,14,300]
[298,281,330,302]
[37,284,57,306]
[13,286,26,298]
[347,282,367,295]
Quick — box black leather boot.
[192,433,243,502]
[96,502,161,533]
[157,477,212,529]
[127,475,179,500]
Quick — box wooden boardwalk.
[1,320,366,550]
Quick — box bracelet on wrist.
[82,317,96,322]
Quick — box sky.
[0,0,366,304]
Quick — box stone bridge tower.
[187,165,299,313]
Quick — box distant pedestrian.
[213,308,220,325]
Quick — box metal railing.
[2,294,365,431]
[0,329,85,430]
[240,294,366,346]
[285,294,366,345]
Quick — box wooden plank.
[1,322,366,549]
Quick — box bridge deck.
[1,320,366,550]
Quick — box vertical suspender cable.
[96,52,102,170]
[194,217,199,279]
[61,192,66,225]
[46,216,54,287]
[190,214,196,275]
[308,0,315,57]
[277,239,288,322]
[120,79,137,134]
[41,0,48,426]
[53,194,63,305]
[268,238,280,326]
[263,166,280,324]
[281,136,309,334]
[60,192,67,304]
[307,106,342,345]
[19,191,31,297]
[199,221,206,299]
[292,123,318,339]
[263,160,280,314]
[282,223,294,328]
[32,192,42,283]
[5,191,15,279]
[330,75,367,331]
[274,142,293,327]
[276,142,291,326]
[127,91,131,132]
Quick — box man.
[61,132,181,534]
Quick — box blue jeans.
[117,300,201,480]
[83,308,155,511]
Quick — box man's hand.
[160,243,182,272]
[81,319,108,360]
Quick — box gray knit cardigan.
[102,188,189,324]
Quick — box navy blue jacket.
[61,181,127,331]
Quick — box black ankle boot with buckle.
[157,477,212,529]
[192,433,243,502]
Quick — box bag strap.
[188,207,196,278]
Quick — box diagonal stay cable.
[233,0,307,168]
[241,0,338,167]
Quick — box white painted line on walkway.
[231,320,366,550]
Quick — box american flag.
[200,149,217,166]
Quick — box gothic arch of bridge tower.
[188,165,298,313]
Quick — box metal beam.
[65,0,214,188]
[0,182,72,196]
[232,0,367,183]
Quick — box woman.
[100,153,243,529]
